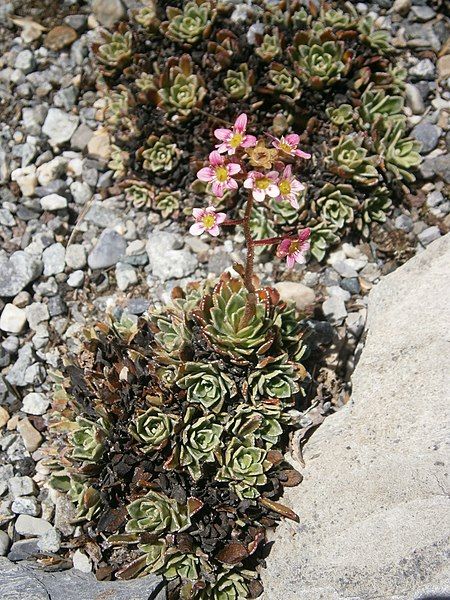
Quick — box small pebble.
[0,304,27,334]
[11,496,40,516]
[22,392,50,416]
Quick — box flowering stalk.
[193,114,312,289]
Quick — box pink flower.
[190,206,226,237]
[214,113,257,155]
[197,151,241,197]
[272,133,311,159]
[277,228,311,269]
[276,165,305,209]
[243,171,279,202]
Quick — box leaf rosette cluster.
[49,274,310,598]
[92,1,422,260]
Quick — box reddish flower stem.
[243,192,256,294]
[253,236,288,247]
[222,218,245,227]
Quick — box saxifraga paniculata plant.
[47,122,315,599]
[92,0,422,262]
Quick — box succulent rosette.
[229,403,284,448]
[217,438,270,499]
[130,407,179,452]
[180,411,223,480]
[176,362,236,412]
[246,353,301,405]
[70,417,108,463]
[126,490,190,534]
[163,1,216,45]
[193,275,280,362]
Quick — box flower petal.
[243,177,253,189]
[215,142,229,154]
[234,113,247,133]
[285,133,300,146]
[208,225,221,236]
[215,212,227,224]
[197,167,215,182]
[286,255,296,269]
[241,135,257,148]
[190,222,205,236]
[283,164,292,178]
[212,181,225,197]
[227,162,241,175]
[299,228,311,243]
[277,238,291,256]
[226,178,238,190]
[288,195,299,209]
[291,180,305,193]
[267,184,280,198]
[209,150,224,166]
[295,149,311,159]
[214,128,232,141]
[253,188,266,202]
[192,208,204,219]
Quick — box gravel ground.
[0,0,448,575]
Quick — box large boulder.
[261,234,450,600]
[0,557,165,600]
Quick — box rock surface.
[261,234,450,600]
[0,557,165,600]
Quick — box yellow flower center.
[215,166,228,182]
[202,214,216,229]
[255,177,270,190]
[279,180,291,195]
[279,141,292,153]
[289,240,299,254]
[229,132,243,148]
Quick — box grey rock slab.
[65,244,87,270]
[146,232,197,281]
[40,193,67,211]
[8,476,35,497]
[25,302,49,329]
[11,496,40,516]
[274,281,316,311]
[115,262,137,291]
[42,243,66,276]
[0,304,27,333]
[88,229,127,270]
[0,557,49,600]
[322,296,347,323]
[4,559,166,600]
[22,392,49,416]
[67,270,84,287]
[418,225,441,246]
[0,251,43,297]
[37,528,60,553]
[85,201,121,227]
[92,0,125,28]
[5,344,34,387]
[14,514,53,536]
[261,234,450,600]
[411,122,441,154]
[409,58,436,81]
[0,530,10,556]
[42,108,79,146]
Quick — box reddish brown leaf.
[281,469,304,487]
[259,498,300,522]
[215,541,249,565]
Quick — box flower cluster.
[192,114,312,268]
